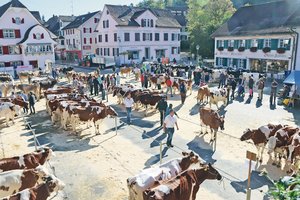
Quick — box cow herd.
[127,152,222,200]
[45,86,118,135]
[240,124,300,174]
[0,148,65,200]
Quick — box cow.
[199,107,224,142]
[0,74,13,83]
[143,163,222,200]
[1,175,65,200]
[70,105,118,134]
[0,166,49,198]
[0,83,14,98]
[127,152,199,200]
[0,98,28,113]
[178,78,193,95]
[120,67,132,77]
[33,78,57,97]
[0,148,55,172]
[18,71,33,84]
[196,85,210,104]
[209,88,227,109]
[287,145,300,174]
[66,71,77,83]
[15,83,40,101]
[0,102,17,126]
[138,93,165,116]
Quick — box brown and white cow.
[120,67,132,77]
[1,175,65,200]
[0,98,28,112]
[143,163,222,200]
[196,85,210,104]
[199,107,224,142]
[0,148,54,172]
[0,102,17,126]
[0,166,49,198]
[0,83,14,98]
[16,83,40,101]
[209,88,227,109]
[127,152,199,200]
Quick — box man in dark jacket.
[87,74,93,95]
[93,76,99,96]
[248,75,254,97]
[230,78,237,99]
[156,97,168,126]
[28,92,36,115]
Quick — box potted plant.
[228,47,234,52]
[238,47,245,52]
[250,47,258,52]
[277,48,286,54]
[217,47,224,51]
[263,47,271,53]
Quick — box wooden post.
[246,151,257,200]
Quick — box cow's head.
[34,165,50,183]
[43,175,65,192]
[38,147,56,162]
[199,163,222,181]
[180,151,199,171]
[241,129,253,141]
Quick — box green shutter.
[216,57,219,65]
[232,59,237,67]
[224,40,228,48]
[223,58,228,67]
[216,40,219,48]
[244,59,247,69]
[258,39,264,49]
[234,40,238,49]
[271,39,278,50]
[287,39,291,50]
[245,40,251,49]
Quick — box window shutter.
[95,38,97,44]
[41,33,44,39]
[12,18,16,23]
[150,33,152,41]
[3,46,9,55]
[90,28,92,33]
[15,30,21,38]
[19,46,22,54]
[141,19,144,27]
[150,19,153,27]
[90,38,92,44]
[0,30,3,38]
[5,62,10,67]
[271,39,278,50]
[143,33,146,41]
[84,38,86,44]
[21,18,24,24]
[83,28,86,33]
[33,33,36,39]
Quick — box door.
[145,47,150,60]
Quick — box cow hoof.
[272,163,276,166]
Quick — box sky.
[0,0,141,20]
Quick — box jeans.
[258,89,263,100]
[159,111,165,126]
[166,128,175,146]
[270,91,277,105]
[180,92,186,104]
[29,104,35,114]
[90,85,94,95]
[126,107,132,124]
[166,86,173,96]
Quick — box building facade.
[95,5,181,65]
[167,6,188,41]
[62,11,101,62]
[212,0,300,72]
[0,0,56,75]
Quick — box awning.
[284,71,300,86]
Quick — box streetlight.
[196,45,200,65]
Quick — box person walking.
[19,92,28,114]
[28,92,36,115]
[218,72,225,88]
[141,73,145,88]
[166,78,173,97]
[124,93,134,125]
[93,76,99,96]
[188,67,192,80]
[257,77,265,100]
[270,79,278,106]
[248,75,254,97]
[88,75,93,96]
[230,77,237,99]
[156,97,168,126]
[179,81,187,104]
[144,73,149,88]
[163,109,179,148]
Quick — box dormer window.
[141,19,154,27]
[15,17,21,25]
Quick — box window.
[0,62,5,68]
[73,39,75,45]
[150,19,154,27]
[135,33,140,41]
[114,33,117,42]
[237,40,245,47]
[9,46,20,54]
[100,48,103,56]
[178,34,181,41]
[238,59,245,69]
[90,38,93,44]
[128,51,139,60]
[124,33,130,42]
[228,58,233,67]
[3,29,15,38]
[264,39,271,47]
[103,21,105,28]
[279,39,289,48]
[83,28,86,33]
[113,48,120,56]
[172,34,175,41]
[61,40,65,45]
[89,28,92,33]
[147,19,150,27]
[10,61,22,66]
[15,17,21,25]
[98,35,102,43]
[164,33,168,41]
[105,34,108,42]
[106,20,109,28]
[0,46,2,55]
[251,39,258,47]
[143,33,152,41]
[84,38,87,44]
[228,40,234,47]
[218,40,224,47]
[155,33,159,41]
[171,47,178,54]
[218,57,223,66]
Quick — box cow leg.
[259,145,265,163]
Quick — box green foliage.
[187,0,235,58]
[137,0,165,8]
[268,175,300,200]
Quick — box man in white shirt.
[124,93,134,124]
[163,109,179,148]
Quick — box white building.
[62,11,101,62]
[95,5,181,65]
[211,0,300,73]
[0,0,56,75]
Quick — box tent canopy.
[284,71,300,86]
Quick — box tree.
[137,0,165,8]
[268,175,300,200]
[187,0,235,58]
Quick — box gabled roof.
[18,24,56,44]
[173,15,187,27]
[211,0,300,38]
[0,0,27,18]
[105,4,181,28]
[62,11,99,30]
[45,15,76,36]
